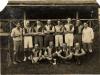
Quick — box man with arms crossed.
[44,20,55,47]
[55,20,64,47]
[23,20,33,61]
[64,18,74,51]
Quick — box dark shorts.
[44,35,54,47]
[74,34,82,44]
[34,36,43,47]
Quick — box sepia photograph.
[0,0,100,74]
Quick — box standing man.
[64,18,74,50]
[11,22,22,64]
[33,20,44,47]
[55,20,64,47]
[44,20,55,47]
[23,20,33,61]
[74,19,83,46]
[82,22,94,53]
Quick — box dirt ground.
[1,32,100,74]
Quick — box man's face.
[35,46,38,49]
[49,42,53,47]
[26,23,30,27]
[84,23,88,28]
[37,21,40,25]
[67,18,71,23]
[47,20,51,25]
[35,44,39,49]
[75,43,80,48]
[62,43,67,48]
[76,20,80,26]
[57,21,60,25]
[16,23,20,28]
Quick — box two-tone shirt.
[64,23,74,34]
[55,25,63,35]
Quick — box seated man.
[31,44,40,64]
[38,48,51,63]
[73,43,86,65]
[47,41,55,59]
[52,43,73,64]
[52,47,61,65]
[57,43,73,63]
[39,42,55,63]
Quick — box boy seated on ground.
[72,43,86,65]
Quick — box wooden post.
[24,12,26,27]
[98,8,100,33]
[76,11,79,20]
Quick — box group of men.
[11,18,94,65]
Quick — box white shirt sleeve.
[11,28,15,37]
[71,26,74,32]
[52,26,55,32]
[23,28,25,34]
[90,28,94,40]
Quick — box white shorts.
[24,36,33,48]
[65,34,74,46]
[55,35,63,47]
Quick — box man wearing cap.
[23,20,33,61]
[64,18,74,50]
[55,20,64,47]
[82,22,94,53]
[11,22,22,64]
[44,20,55,47]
